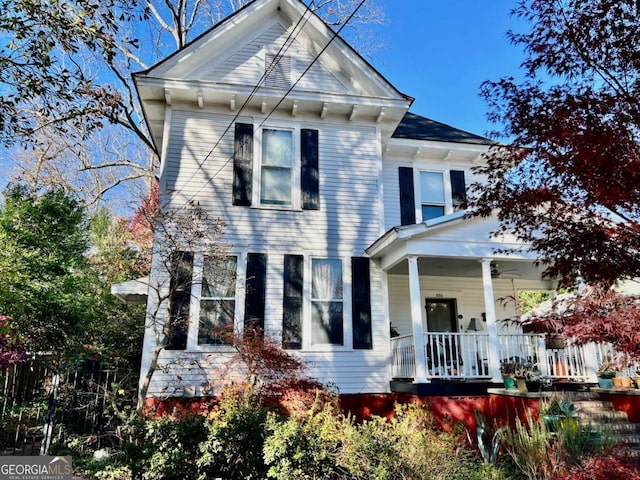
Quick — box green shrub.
[264,400,344,479]
[196,386,272,480]
[265,401,482,480]
[138,413,206,480]
[498,412,560,480]
[498,410,612,480]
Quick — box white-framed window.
[197,255,238,345]
[419,171,446,221]
[261,128,294,206]
[413,168,469,222]
[310,258,344,346]
[255,126,299,208]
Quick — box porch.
[390,331,619,384]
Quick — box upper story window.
[420,171,446,221]
[232,123,319,211]
[260,128,294,206]
[398,166,468,226]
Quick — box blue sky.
[369,1,526,139]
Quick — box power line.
[257,0,367,129]
[169,1,315,207]
[174,0,367,208]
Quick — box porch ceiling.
[387,257,547,281]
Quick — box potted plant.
[500,361,518,390]
[502,360,539,392]
[612,376,633,389]
[515,360,539,392]
[596,360,616,389]
[521,363,544,392]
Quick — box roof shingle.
[393,112,495,145]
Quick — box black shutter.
[398,166,416,225]
[352,257,372,349]
[233,123,253,206]
[301,129,319,210]
[244,253,267,338]
[166,251,193,350]
[450,170,467,210]
[283,254,303,349]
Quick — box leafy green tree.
[85,207,147,362]
[2,0,386,206]
[0,184,94,352]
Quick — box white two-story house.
[117,0,605,402]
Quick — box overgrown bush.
[498,411,562,479]
[197,385,272,480]
[138,413,207,480]
[264,399,345,479]
[265,401,482,480]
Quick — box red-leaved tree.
[523,287,640,363]
[472,0,640,287]
[0,316,27,369]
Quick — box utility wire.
[169,1,315,208]
[175,0,367,207]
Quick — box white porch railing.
[390,332,633,382]
[391,332,492,380]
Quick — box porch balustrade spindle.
[390,333,640,384]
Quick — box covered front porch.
[366,213,597,387]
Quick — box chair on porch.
[425,336,463,377]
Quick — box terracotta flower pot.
[613,377,632,389]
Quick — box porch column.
[408,256,429,383]
[480,258,502,382]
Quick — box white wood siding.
[196,23,352,95]
[164,109,381,253]
[144,108,392,396]
[145,259,391,396]
[381,155,484,231]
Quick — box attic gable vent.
[265,53,292,88]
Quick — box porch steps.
[571,396,640,455]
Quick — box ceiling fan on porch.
[490,262,521,279]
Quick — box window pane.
[262,129,292,167]
[202,256,237,298]
[311,301,344,345]
[199,300,234,345]
[261,166,291,205]
[420,171,445,203]
[422,205,445,221]
[312,259,342,299]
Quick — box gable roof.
[134,0,413,152]
[393,112,495,145]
